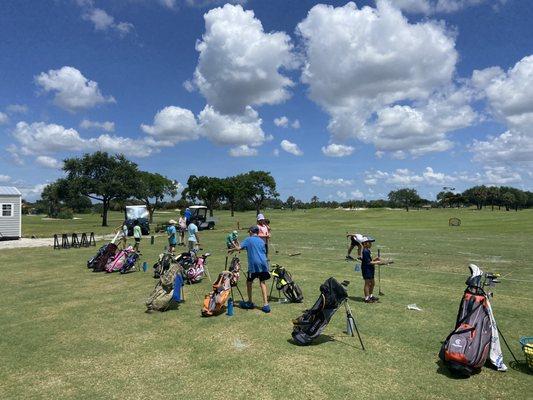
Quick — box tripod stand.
[342,299,365,350]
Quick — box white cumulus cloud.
[141,106,200,144]
[192,4,297,114]
[0,175,11,182]
[280,139,303,156]
[229,144,258,157]
[0,112,8,124]
[35,66,115,112]
[81,7,134,37]
[321,143,354,157]
[311,176,354,187]
[35,156,63,169]
[80,119,115,132]
[274,116,289,128]
[297,1,467,156]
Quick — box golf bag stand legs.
[344,300,365,350]
[268,277,281,302]
[231,285,246,303]
[497,326,519,364]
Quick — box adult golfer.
[228,226,271,313]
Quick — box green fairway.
[1,209,532,399]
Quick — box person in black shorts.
[360,236,383,303]
[346,232,363,260]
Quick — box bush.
[57,208,74,219]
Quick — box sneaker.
[261,305,271,313]
[345,255,355,260]
[239,301,255,309]
[370,296,379,302]
[364,298,373,303]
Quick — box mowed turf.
[1,209,532,399]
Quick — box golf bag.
[228,256,241,287]
[120,249,139,274]
[271,265,303,303]
[146,256,183,312]
[91,243,118,272]
[439,264,507,376]
[153,251,191,279]
[183,253,209,284]
[292,277,348,345]
[201,271,233,317]
[105,247,132,273]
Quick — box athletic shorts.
[350,236,362,247]
[361,265,374,280]
[247,271,271,282]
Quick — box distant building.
[0,186,22,240]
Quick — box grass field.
[1,209,532,399]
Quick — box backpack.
[201,271,233,317]
[439,287,492,376]
[271,265,304,303]
[146,259,183,312]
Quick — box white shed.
[0,186,22,240]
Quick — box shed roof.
[0,186,22,196]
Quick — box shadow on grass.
[348,296,366,303]
[509,360,533,375]
[435,360,472,379]
[287,334,364,350]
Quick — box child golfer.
[133,220,142,254]
[187,221,199,252]
[360,236,383,303]
[226,230,239,250]
[166,219,178,253]
[228,226,271,313]
[257,213,271,255]
[346,232,364,261]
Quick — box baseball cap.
[249,226,259,234]
[257,213,265,221]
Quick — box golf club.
[378,249,384,296]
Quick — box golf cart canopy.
[125,205,149,220]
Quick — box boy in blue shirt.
[360,236,383,303]
[166,219,177,253]
[228,226,271,313]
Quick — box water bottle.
[226,298,234,316]
[142,261,148,272]
[354,262,360,272]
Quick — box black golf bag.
[439,268,494,376]
[271,265,303,303]
[89,243,118,272]
[292,277,347,345]
[153,252,193,279]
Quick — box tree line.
[28,152,532,222]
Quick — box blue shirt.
[187,223,198,242]
[184,209,192,222]
[240,236,268,273]
[167,225,177,244]
[361,248,373,268]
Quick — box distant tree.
[462,185,488,210]
[286,195,296,211]
[136,172,177,222]
[242,171,278,214]
[388,188,421,211]
[311,195,319,208]
[63,151,139,226]
[501,191,515,211]
[486,186,501,211]
[182,175,224,217]
[40,181,63,218]
[221,175,247,217]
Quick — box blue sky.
[1,0,532,201]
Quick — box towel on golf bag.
[271,265,303,303]
[91,243,118,272]
[292,277,347,345]
[105,249,130,273]
[439,264,507,376]
[146,257,183,312]
[201,271,233,317]
[120,249,139,274]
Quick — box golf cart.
[124,205,150,235]
[189,205,215,230]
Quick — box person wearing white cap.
[256,213,271,256]
[166,219,178,253]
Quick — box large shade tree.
[63,151,139,226]
[136,172,177,222]
[388,188,421,211]
[243,171,278,214]
[182,175,224,217]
